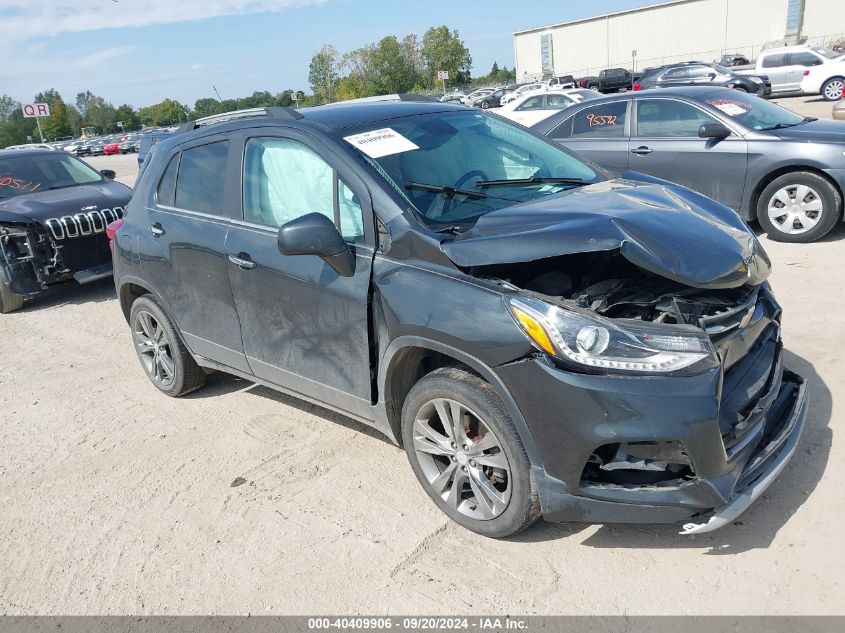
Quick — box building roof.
[513,0,702,36]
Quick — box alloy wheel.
[412,398,512,521]
[767,184,824,235]
[133,310,176,387]
[824,79,844,101]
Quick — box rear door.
[223,129,376,419]
[546,100,631,172]
[629,97,748,210]
[759,53,790,92]
[784,51,824,91]
[143,137,249,372]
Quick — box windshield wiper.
[405,181,487,200]
[759,117,816,131]
[475,176,589,188]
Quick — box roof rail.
[329,93,437,105]
[177,106,303,133]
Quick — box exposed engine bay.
[473,250,758,331]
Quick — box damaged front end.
[0,218,65,295]
[438,185,807,531]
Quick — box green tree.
[309,44,339,103]
[115,104,141,131]
[75,90,95,117]
[138,98,188,126]
[421,26,472,86]
[193,97,224,119]
[85,96,120,133]
[41,97,72,140]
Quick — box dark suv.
[113,100,808,537]
[635,62,771,96]
[0,149,131,312]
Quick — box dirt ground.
[0,96,843,616]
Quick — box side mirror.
[708,72,717,80]
[100,169,116,179]
[699,122,731,140]
[277,212,355,277]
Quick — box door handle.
[630,146,653,155]
[228,253,257,270]
[150,222,165,237]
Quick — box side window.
[549,116,574,139]
[516,96,545,111]
[174,141,229,214]
[569,102,628,139]
[156,153,179,206]
[546,94,573,109]
[664,68,689,80]
[788,52,823,67]
[242,137,365,243]
[687,65,714,78]
[636,99,718,138]
[762,54,786,68]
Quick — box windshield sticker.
[707,100,747,116]
[343,128,419,158]
[0,174,42,193]
[586,113,618,127]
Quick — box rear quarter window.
[174,141,229,215]
[761,54,786,68]
[561,102,628,139]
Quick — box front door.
[224,130,376,419]
[629,98,748,211]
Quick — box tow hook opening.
[581,441,695,486]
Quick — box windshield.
[701,90,806,130]
[711,63,733,75]
[0,152,103,199]
[812,47,838,59]
[339,110,601,227]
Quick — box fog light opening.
[581,441,694,486]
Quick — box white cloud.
[189,63,204,71]
[0,0,328,42]
[0,46,136,78]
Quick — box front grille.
[719,326,782,455]
[43,206,124,241]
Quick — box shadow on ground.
[17,278,115,313]
[512,348,831,554]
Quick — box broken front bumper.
[494,353,809,531]
[680,371,807,534]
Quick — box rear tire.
[401,367,540,538]
[129,295,206,397]
[757,171,841,242]
[0,283,25,314]
[821,77,845,101]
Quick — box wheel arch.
[378,336,542,467]
[748,165,844,221]
[117,275,174,325]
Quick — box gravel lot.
[1,97,843,615]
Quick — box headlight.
[750,77,763,84]
[508,296,713,374]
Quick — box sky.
[0,0,659,109]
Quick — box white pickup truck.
[733,45,845,95]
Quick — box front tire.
[821,77,845,101]
[129,295,206,397]
[401,367,540,538]
[757,171,842,242]
[481,100,490,109]
[0,283,25,314]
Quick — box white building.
[513,0,845,81]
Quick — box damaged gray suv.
[112,99,809,537]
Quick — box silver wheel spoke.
[795,184,810,203]
[446,468,468,509]
[431,462,457,494]
[449,400,466,444]
[774,189,792,206]
[472,451,509,469]
[466,432,498,455]
[154,326,165,344]
[158,351,175,380]
[468,468,507,518]
[413,435,453,457]
[796,212,818,230]
[433,399,456,443]
[138,313,155,339]
[802,199,823,213]
[414,417,450,447]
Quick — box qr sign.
[22,103,50,118]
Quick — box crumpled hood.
[442,179,771,289]
[0,180,131,225]
[771,119,845,144]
